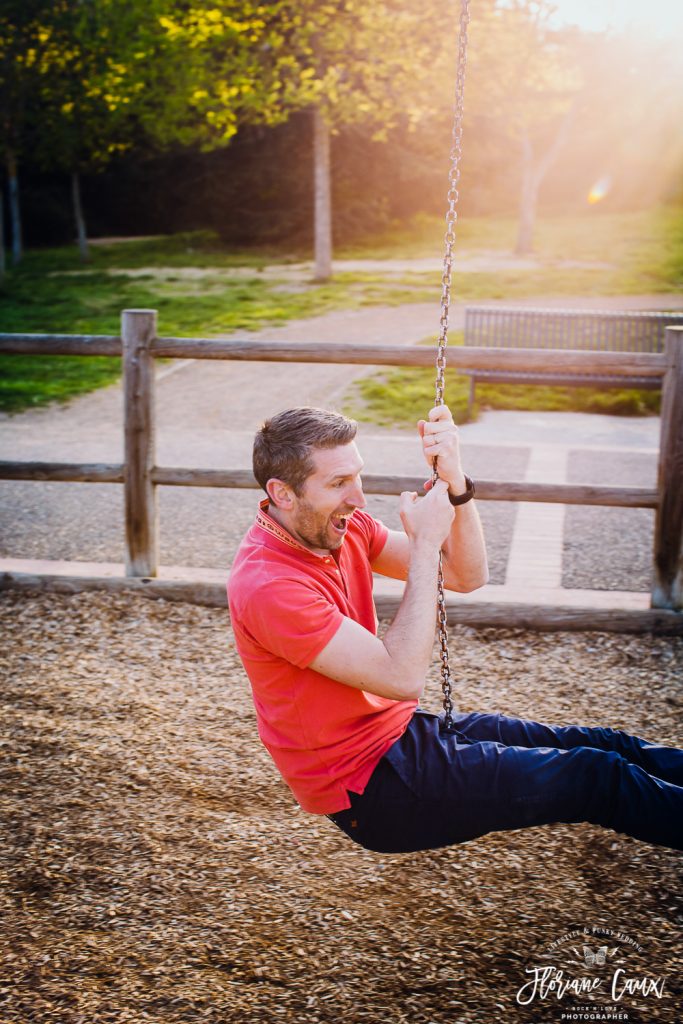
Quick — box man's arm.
[309,482,454,702]
[442,477,489,592]
[372,502,487,593]
[372,405,489,593]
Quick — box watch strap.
[448,475,475,506]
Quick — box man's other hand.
[399,479,454,549]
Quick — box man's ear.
[266,478,295,510]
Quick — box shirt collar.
[255,498,333,562]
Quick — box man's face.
[288,442,366,554]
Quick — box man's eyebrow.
[326,462,365,482]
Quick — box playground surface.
[1,588,681,1024]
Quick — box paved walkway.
[67,251,615,278]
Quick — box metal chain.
[433,0,470,732]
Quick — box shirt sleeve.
[244,578,344,669]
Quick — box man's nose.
[347,479,366,509]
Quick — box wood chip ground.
[1,591,681,1023]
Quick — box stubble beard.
[292,498,342,552]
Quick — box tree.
[254,0,476,279]
[29,0,178,261]
[0,184,5,283]
[125,2,299,244]
[462,0,582,254]
[9,0,265,262]
[0,0,51,264]
[134,0,482,279]
[460,3,683,253]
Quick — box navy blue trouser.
[327,710,683,853]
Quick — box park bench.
[462,307,683,416]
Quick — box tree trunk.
[313,106,332,281]
[652,327,683,610]
[72,171,90,262]
[0,186,6,284]
[6,149,22,265]
[515,134,538,255]
[514,104,578,256]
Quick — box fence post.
[122,309,158,577]
[652,326,683,610]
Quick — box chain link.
[433,0,470,733]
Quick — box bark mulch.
[1,590,681,1024]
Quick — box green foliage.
[28,0,165,173]
[143,2,287,150]
[7,0,683,270]
[111,0,499,157]
[251,0,478,134]
[0,1,46,158]
[1,0,158,171]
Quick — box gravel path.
[564,451,657,592]
[1,589,681,1024]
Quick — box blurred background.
[2,0,682,254]
[1,0,682,420]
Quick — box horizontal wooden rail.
[0,461,125,483]
[0,334,122,356]
[2,569,682,634]
[0,461,659,509]
[152,467,254,488]
[150,339,667,378]
[0,332,667,379]
[152,468,658,509]
[349,475,658,508]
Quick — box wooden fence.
[1,309,682,633]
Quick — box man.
[228,406,683,853]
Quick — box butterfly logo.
[583,945,608,967]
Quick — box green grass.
[0,257,367,411]
[343,205,681,424]
[339,206,683,295]
[344,330,662,426]
[0,355,123,413]
[0,268,355,337]
[346,367,661,427]
[8,230,296,274]
[0,207,680,413]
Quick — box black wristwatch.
[448,475,475,507]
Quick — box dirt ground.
[1,589,682,1024]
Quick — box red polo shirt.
[227,500,416,814]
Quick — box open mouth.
[330,511,354,534]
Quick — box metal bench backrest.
[464,308,683,352]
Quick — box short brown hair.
[253,407,357,495]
